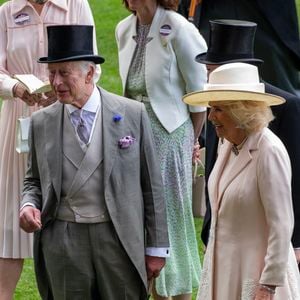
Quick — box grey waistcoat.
[56,108,110,223]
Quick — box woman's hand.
[254,285,275,300]
[192,141,201,164]
[13,83,42,106]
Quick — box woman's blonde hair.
[219,100,274,134]
[122,0,178,12]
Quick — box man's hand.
[145,255,166,280]
[19,206,42,233]
[294,248,300,264]
[254,286,275,300]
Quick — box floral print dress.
[125,23,201,297]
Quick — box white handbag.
[16,106,30,154]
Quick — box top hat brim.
[38,54,105,64]
[183,90,285,107]
[195,52,263,65]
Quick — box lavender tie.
[71,110,90,144]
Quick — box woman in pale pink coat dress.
[0,0,99,298]
[184,63,300,300]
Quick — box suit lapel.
[148,6,165,41]
[120,7,164,92]
[216,142,252,208]
[120,18,137,92]
[45,102,64,201]
[208,140,231,212]
[210,136,259,210]
[100,88,125,189]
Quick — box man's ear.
[86,64,95,83]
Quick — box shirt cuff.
[145,247,170,257]
[20,202,36,210]
[0,76,19,98]
[189,105,206,113]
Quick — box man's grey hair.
[73,60,100,82]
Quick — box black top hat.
[38,25,105,64]
[196,20,263,65]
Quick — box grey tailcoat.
[21,87,169,299]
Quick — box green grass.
[0,0,298,298]
[14,260,39,300]
[89,0,129,94]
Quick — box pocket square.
[118,135,136,149]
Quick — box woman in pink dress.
[184,62,300,300]
[0,0,99,298]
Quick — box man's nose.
[51,73,62,86]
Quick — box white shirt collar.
[12,0,68,15]
[66,85,100,115]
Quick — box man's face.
[206,64,219,77]
[48,61,92,108]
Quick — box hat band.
[204,82,265,93]
[205,52,255,63]
[47,50,94,59]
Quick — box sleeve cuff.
[0,76,19,98]
[145,247,170,257]
[189,105,206,113]
[20,202,36,211]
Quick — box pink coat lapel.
[209,133,261,211]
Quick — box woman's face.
[126,0,155,11]
[208,103,241,143]
[30,0,48,4]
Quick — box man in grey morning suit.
[19,25,169,300]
